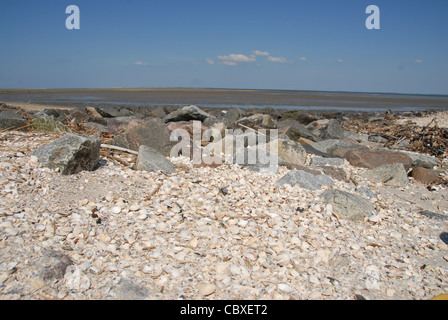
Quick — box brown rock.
[319,166,349,182]
[411,167,440,184]
[336,148,413,170]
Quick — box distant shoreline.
[1,88,448,113]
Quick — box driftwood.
[100,144,139,155]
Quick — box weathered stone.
[310,155,345,166]
[111,118,176,156]
[311,139,351,154]
[321,189,376,222]
[277,120,321,142]
[276,170,334,190]
[222,108,246,127]
[151,106,169,118]
[342,149,413,170]
[0,111,28,131]
[32,133,101,175]
[85,107,103,118]
[405,152,440,169]
[411,167,440,184]
[320,119,345,140]
[164,105,210,123]
[234,114,276,129]
[418,210,448,222]
[260,139,307,166]
[136,145,175,174]
[362,163,409,186]
[368,134,388,143]
[68,110,90,124]
[319,166,348,182]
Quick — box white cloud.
[337,59,343,63]
[221,61,238,66]
[415,59,423,63]
[206,58,215,65]
[299,57,308,61]
[253,50,270,56]
[135,61,148,66]
[217,53,256,66]
[267,56,288,63]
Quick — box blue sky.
[0,0,447,94]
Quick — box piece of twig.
[100,144,139,155]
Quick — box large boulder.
[31,133,101,175]
[111,118,176,156]
[332,148,413,170]
[320,119,345,140]
[276,170,334,190]
[164,105,210,123]
[362,163,409,186]
[135,145,175,174]
[321,189,376,222]
[260,139,307,166]
[0,111,28,131]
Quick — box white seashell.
[110,206,121,214]
[199,283,216,296]
[64,266,90,292]
[277,283,294,293]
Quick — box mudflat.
[1,88,448,113]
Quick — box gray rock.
[310,155,345,166]
[32,133,101,175]
[136,145,175,174]
[368,134,388,143]
[68,110,90,124]
[311,139,350,154]
[344,131,369,142]
[96,106,132,118]
[164,105,210,123]
[355,186,378,199]
[111,118,176,156]
[276,170,334,190]
[321,189,376,222]
[222,108,246,127]
[418,210,448,222]
[277,120,321,142]
[261,139,307,166]
[405,152,440,169]
[0,111,28,131]
[362,163,409,186]
[151,106,169,118]
[228,147,282,173]
[320,119,345,140]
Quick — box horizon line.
[1,87,448,98]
